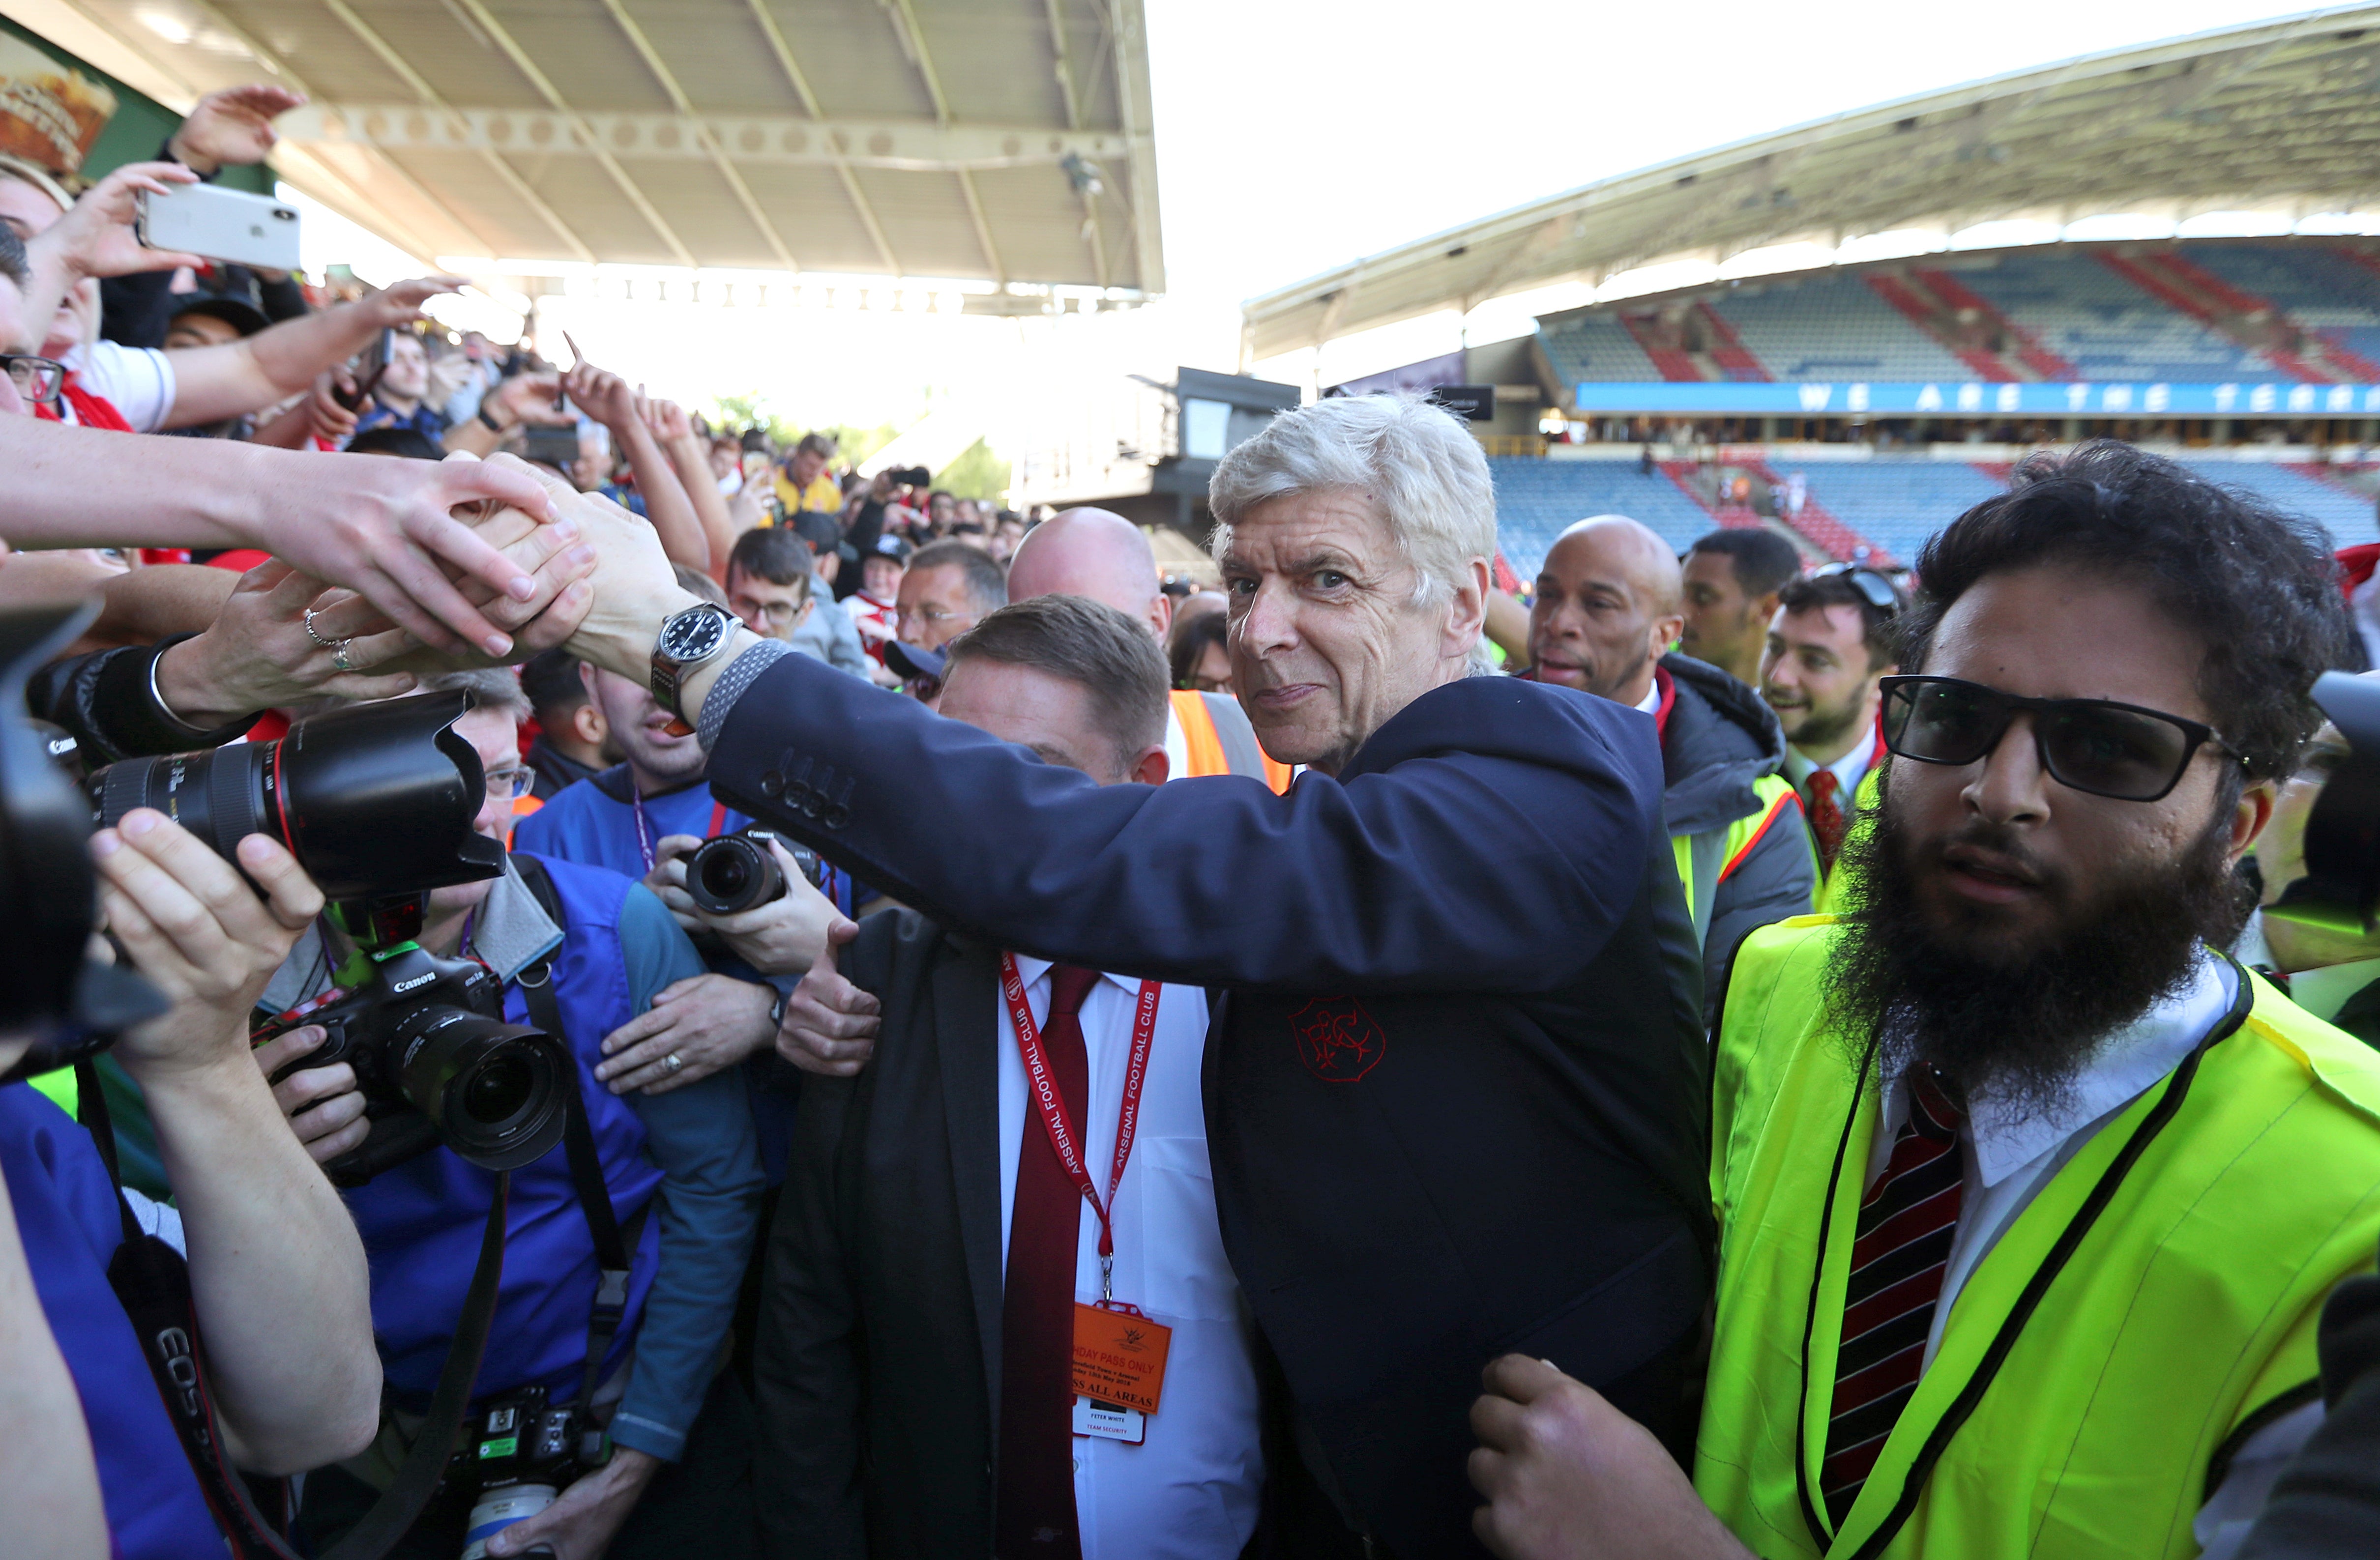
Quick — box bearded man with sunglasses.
[1467,441,2380,1560]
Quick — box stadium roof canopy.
[6,0,1161,296]
[1241,4,2380,360]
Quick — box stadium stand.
[1535,315,1662,385]
[2183,245,2380,378]
[1489,458,1717,576]
[1948,251,2284,382]
[1713,274,1973,383]
[1787,462,2010,566]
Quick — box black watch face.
[661,607,727,662]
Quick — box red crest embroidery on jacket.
[1290,996,1387,1082]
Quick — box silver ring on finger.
[332,639,356,673]
[665,1051,684,1073]
[303,606,338,650]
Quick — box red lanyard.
[1001,952,1161,1300]
[630,793,729,872]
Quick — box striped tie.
[1821,1065,1965,1525]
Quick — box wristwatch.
[651,602,740,722]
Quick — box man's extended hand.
[777,919,879,1076]
[483,1444,659,1558]
[259,451,565,657]
[1468,1356,1749,1560]
[357,276,466,330]
[594,974,774,1095]
[169,84,306,174]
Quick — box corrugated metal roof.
[4,0,1161,291]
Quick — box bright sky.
[294,0,2326,427]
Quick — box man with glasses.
[888,538,1008,702]
[724,527,868,679]
[1761,562,1907,911]
[1469,441,2380,1560]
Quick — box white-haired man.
[471,392,1711,1560]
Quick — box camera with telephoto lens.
[80,689,572,1184]
[455,1383,602,1560]
[685,825,824,917]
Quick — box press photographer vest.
[0,1085,220,1560]
[1169,690,1293,792]
[340,854,664,1408]
[1697,917,2380,1560]
[1670,772,1802,948]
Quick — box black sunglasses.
[1813,561,1901,615]
[1879,675,2232,803]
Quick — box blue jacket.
[260,855,762,1461]
[0,1085,218,1560]
[705,647,1711,1557]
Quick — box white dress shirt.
[1868,953,2317,1557]
[996,958,1263,1560]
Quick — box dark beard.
[1822,779,2251,1114]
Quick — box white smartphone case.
[137,184,302,271]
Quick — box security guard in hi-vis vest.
[1522,516,1815,1016]
[1467,441,2380,1560]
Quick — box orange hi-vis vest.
[1169,690,1293,793]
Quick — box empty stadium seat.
[1489,458,1716,577]
[1789,462,2008,565]
[1535,318,1662,384]
[1949,252,2282,381]
[1710,275,1973,382]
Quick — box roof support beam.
[315,0,593,262]
[739,0,900,272]
[592,0,799,271]
[444,0,699,267]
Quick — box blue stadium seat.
[1535,318,1661,384]
[1789,462,2008,565]
[1488,458,1716,577]
[1711,275,1972,382]
[1948,252,2282,381]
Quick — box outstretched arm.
[0,418,559,655]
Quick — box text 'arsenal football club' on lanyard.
[1000,952,1176,1435]
[629,793,729,874]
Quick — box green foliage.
[811,424,901,466]
[935,438,1011,503]
[706,392,797,447]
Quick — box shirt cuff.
[606,1408,688,1463]
[697,637,793,752]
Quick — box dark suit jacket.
[715,659,1712,1558]
[754,912,1340,1560]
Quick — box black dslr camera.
[685,825,825,917]
[456,1384,599,1559]
[73,681,571,1184]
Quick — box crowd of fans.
[12,81,2380,1560]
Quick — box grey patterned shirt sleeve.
[697,636,794,752]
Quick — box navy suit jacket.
[713,653,1712,1558]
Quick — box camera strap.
[515,950,647,1461]
[74,1059,514,1560]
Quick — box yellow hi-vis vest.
[1698,916,2380,1560]
[1671,773,1803,949]
[1169,690,1293,793]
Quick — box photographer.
[3,805,377,1558]
[257,671,762,1559]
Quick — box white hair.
[1206,392,1498,613]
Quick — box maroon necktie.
[1807,768,1849,874]
[1821,1066,1965,1524]
[996,964,1103,1560]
